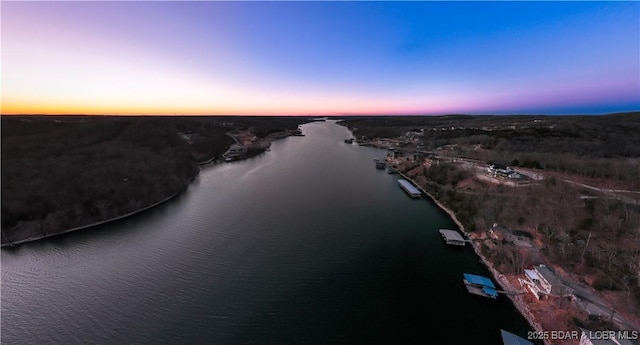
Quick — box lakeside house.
[489,223,533,247]
[519,264,574,299]
[487,164,521,180]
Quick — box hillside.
[1,115,312,245]
[338,112,640,340]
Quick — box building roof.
[439,229,465,242]
[483,286,499,298]
[490,163,509,170]
[500,329,533,345]
[398,179,420,194]
[534,265,562,286]
[524,269,539,281]
[463,273,496,289]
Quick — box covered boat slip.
[500,329,533,345]
[439,229,467,246]
[397,179,421,198]
[463,273,499,299]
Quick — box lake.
[1,119,535,344]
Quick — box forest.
[1,115,311,245]
[338,112,640,329]
[339,112,640,187]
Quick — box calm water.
[1,120,535,344]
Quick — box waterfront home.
[489,223,533,247]
[519,264,573,299]
[487,164,521,179]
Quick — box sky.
[2,1,639,116]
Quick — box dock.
[463,273,498,299]
[439,229,467,246]
[397,179,421,198]
[500,329,533,345]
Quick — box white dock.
[439,229,467,246]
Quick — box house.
[519,264,573,299]
[487,164,521,180]
[411,152,426,162]
[489,224,533,247]
[391,149,404,159]
[579,328,638,345]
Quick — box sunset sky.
[2,1,639,116]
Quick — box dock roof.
[463,273,496,289]
[500,330,533,345]
[398,179,421,196]
[524,269,539,281]
[482,286,499,297]
[398,179,420,194]
[439,229,465,242]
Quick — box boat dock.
[439,229,467,246]
[397,179,421,198]
[500,329,533,345]
[463,273,499,299]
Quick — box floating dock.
[500,329,533,345]
[397,179,421,198]
[463,273,498,299]
[439,229,467,246]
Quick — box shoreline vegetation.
[338,112,640,344]
[1,115,313,247]
[397,170,550,344]
[3,113,639,344]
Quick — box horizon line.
[2,111,639,118]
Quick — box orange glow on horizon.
[2,92,456,116]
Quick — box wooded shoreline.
[1,115,313,247]
[338,113,640,343]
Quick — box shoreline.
[2,128,303,249]
[1,176,196,249]
[396,171,551,345]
